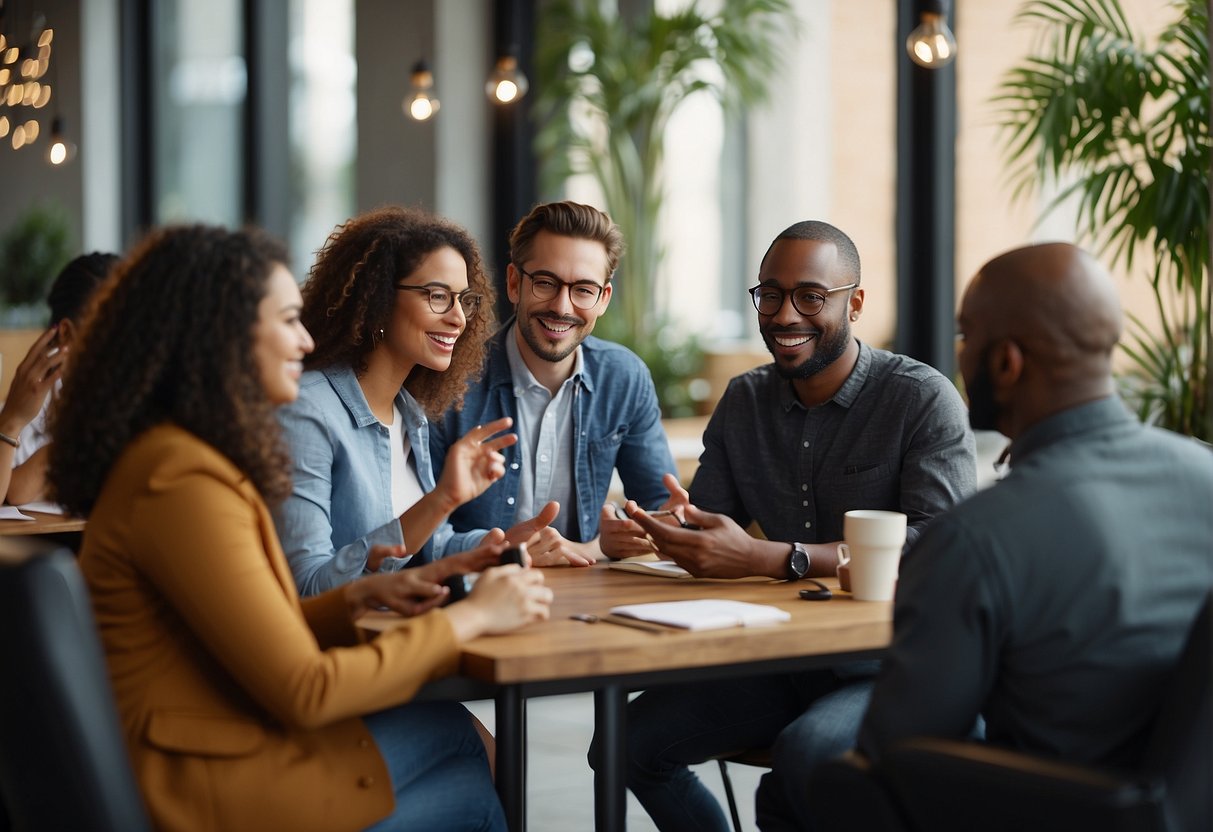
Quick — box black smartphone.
[442,574,470,602]
[500,543,527,566]
[798,580,832,601]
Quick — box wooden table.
[362,563,893,832]
[0,510,86,536]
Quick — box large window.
[150,0,246,226]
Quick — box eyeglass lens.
[751,287,828,316]
[521,269,603,310]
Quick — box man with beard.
[601,219,976,832]
[800,243,1213,828]
[430,201,676,565]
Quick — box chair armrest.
[881,738,1166,832]
[804,750,910,832]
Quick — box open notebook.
[609,599,791,631]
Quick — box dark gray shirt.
[860,397,1213,767]
[690,341,976,549]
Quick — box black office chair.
[716,747,772,832]
[0,536,151,832]
[808,589,1213,832]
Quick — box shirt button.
[358,776,376,788]
[507,497,515,505]
[510,463,519,470]
[801,484,808,492]
[539,454,549,462]
[802,500,808,507]
[802,441,809,448]
[804,521,812,529]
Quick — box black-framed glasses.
[515,264,607,310]
[396,284,484,317]
[748,282,858,317]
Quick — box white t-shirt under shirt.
[11,380,58,468]
[387,403,426,522]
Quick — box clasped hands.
[601,473,772,579]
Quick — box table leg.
[496,686,527,832]
[593,684,627,832]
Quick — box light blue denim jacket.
[429,326,676,540]
[273,365,485,596]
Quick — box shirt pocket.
[832,461,899,510]
[145,710,268,758]
[588,425,627,456]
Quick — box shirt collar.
[322,364,425,429]
[777,339,870,412]
[1008,395,1134,466]
[505,322,584,396]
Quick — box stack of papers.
[609,599,791,631]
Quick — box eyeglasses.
[748,282,858,317]
[515,264,607,310]
[396,284,484,317]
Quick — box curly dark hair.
[300,205,496,418]
[49,224,294,516]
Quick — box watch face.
[789,545,809,579]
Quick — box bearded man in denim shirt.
[611,220,977,831]
[430,201,677,566]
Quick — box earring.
[850,314,858,321]
[378,328,385,338]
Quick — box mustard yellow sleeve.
[130,465,460,730]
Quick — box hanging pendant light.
[403,59,439,122]
[906,0,957,69]
[485,49,528,104]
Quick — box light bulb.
[906,11,956,68]
[3,46,18,64]
[38,29,53,48]
[45,116,76,165]
[407,93,438,121]
[486,54,528,104]
[12,123,26,149]
[403,60,440,122]
[0,115,9,138]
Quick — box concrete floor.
[467,693,764,831]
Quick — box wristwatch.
[786,542,810,581]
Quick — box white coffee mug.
[837,510,907,602]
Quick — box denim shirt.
[273,365,484,596]
[430,326,676,541]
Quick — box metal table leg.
[593,684,627,832]
[496,686,527,832]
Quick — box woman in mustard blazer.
[49,225,552,832]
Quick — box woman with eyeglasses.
[51,224,551,832]
[275,206,561,597]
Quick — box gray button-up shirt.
[690,341,976,549]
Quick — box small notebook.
[606,556,774,582]
[607,558,692,578]
[609,599,791,631]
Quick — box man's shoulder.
[580,337,661,390]
[864,346,950,385]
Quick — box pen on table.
[570,613,672,635]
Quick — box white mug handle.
[836,543,851,568]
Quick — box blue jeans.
[362,701,506,832]
[589,669,875,832]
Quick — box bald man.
[849,242,1213,775]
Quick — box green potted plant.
[0,203,74,326]
[534,0,796,416]
[994,0,1210,440]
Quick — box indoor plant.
[534,0,795,415]
[994,0,1210,439]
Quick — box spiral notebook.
[608,599,791,631]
